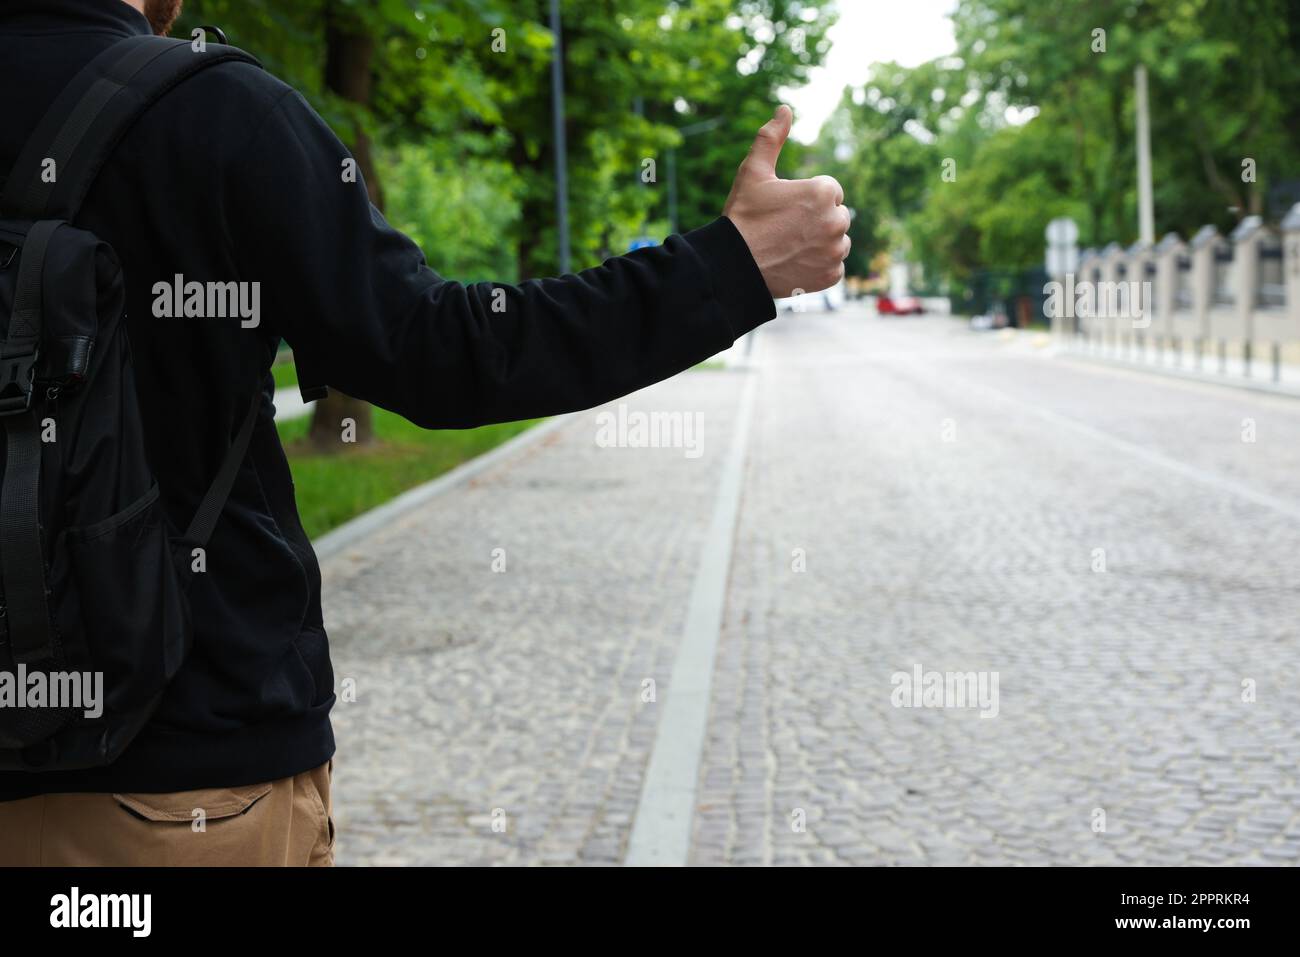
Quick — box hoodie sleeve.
[226,88,774,429]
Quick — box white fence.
[1055,203,1300,382]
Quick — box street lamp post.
[549,0,570,274]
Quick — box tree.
[663,1,837,237]
[814,0,1300,289]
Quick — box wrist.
[683,217,776,338]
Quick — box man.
[0,0,848,865]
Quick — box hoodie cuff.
[681,216,776,339]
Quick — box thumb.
[742,105,792,179]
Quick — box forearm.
[387,217,773,428]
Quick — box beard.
[143,0,184,36]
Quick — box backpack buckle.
[0,346,39,416]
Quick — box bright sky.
[782,0,959,143]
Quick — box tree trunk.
[308,2,378,451]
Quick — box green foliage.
[381,142,524,282]
[668,2,837,235]
[806,62,953,275]
[816,0,1300,288]
[178,0,836,280]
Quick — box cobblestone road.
[325,308,1300,865]
[323,369,744,865]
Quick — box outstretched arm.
[231,92,846,429]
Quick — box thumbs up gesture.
[723,105,851,299]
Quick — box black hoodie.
[0,0,774,799]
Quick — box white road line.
[624,369,759,867]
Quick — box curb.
[1054,347,1300,400]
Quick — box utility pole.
[549,0,570,273]
[1135,65,1155,245]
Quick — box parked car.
[876,295,924,315]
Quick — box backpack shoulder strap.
[0,35,270,594]
[184,388,261,548]
[1,35,260,221]
[1,34,329,404]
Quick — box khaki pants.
[0,761,334,867]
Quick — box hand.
[722,105,851,299]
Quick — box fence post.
[1077,248,1097,350]
[1272,203,1300,382]
[1100,242,1125,356]
[1191,225,1224,372]
[1153,232,1183,359]
[1284,204,1300,307]
[1126,240,1152,360]
[1231,216,1265,376]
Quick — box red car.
[876,295,924,315]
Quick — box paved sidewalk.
[324,369,746,865]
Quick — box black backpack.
[0,34,281,770]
